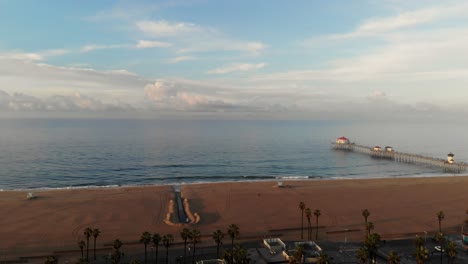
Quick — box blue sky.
[1,0,468,119]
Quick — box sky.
[1,0,468,120]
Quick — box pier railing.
[333,143,467,173]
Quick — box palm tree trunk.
[192,243,197,264]
[183,241,187,264]
[316,218,319,240]
[145,244,148,264]
[166,247,169,264]
[231,237,234,264]
[216,243,220,259]
[86,238,90,261]
[81,248,84,259]
[301,210,304,239]
[155,244,159,264]
[94,237,97,260]
[439,220,442,232]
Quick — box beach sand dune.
[0,177,467,259]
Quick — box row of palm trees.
[77,227,101,262]
[138,224,241,264]
[298,202,321,241]
[355,209,461,264]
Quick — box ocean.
[0,119,466,190]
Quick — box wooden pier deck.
[333,142,467,173]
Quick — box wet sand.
[0,176,467,259]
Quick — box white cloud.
[136,40,172,48]
[330,3,468,39]
[0,52,44,61]
[80,44,129,52]
[136,19,267,56]
[136,20,202,37]
[0,58,148,105]
[0,90,132,112]
[166,56,196,64]
[208,63,266,74]
[143,81,236,111]
[0,49,70,62]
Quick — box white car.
[434,246,444,252]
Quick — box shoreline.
[1,172,466,192]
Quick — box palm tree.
[92,228,101,261]
[162,234,174,264]
[446,240,457,264]
[305,208,311,240]
[212,229,225,259]
[190,229,201,264]
[435,232,445,264]
[299,202,306,239]
[365,232,381,263]
[362,209,370,236]
[224,245,250,264]
[180,228,190,264]
[316,253,329,264]
[227,224,240,251]
[414,236,429,264]
[78,240,86,259]
[152,234,162,264]
[140,232,152,264]
[111,239,123,264]
[227,224,240,264]
[289,244,304,264]
[314,209,321,241]
[388,250,400,264]
[44,256,58,264]
[356,247,368,264]
[436,211,445,233]
[84,227,93,261]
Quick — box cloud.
[208,63,266,74]
[0,58,148,106]
[80,44,130,52]
[136,40,172,48]
[330,3,468,39]
[136,19,267,56]
[143,80,237,111]
[0,90,132,112]
[166,56,196,64]
[0,49,69,62]
[136,20,202,37]
[0,52,44,61]
[177,40,267,55]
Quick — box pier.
[332,137,467,173]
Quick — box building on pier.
[447,153,455,164]
[373,146,382,151]
[385,146,393,152]
[335,136,350,144]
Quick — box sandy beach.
[0,176,467,260]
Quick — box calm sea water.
[0,119,466,190]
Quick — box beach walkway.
[173,185,189,223]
